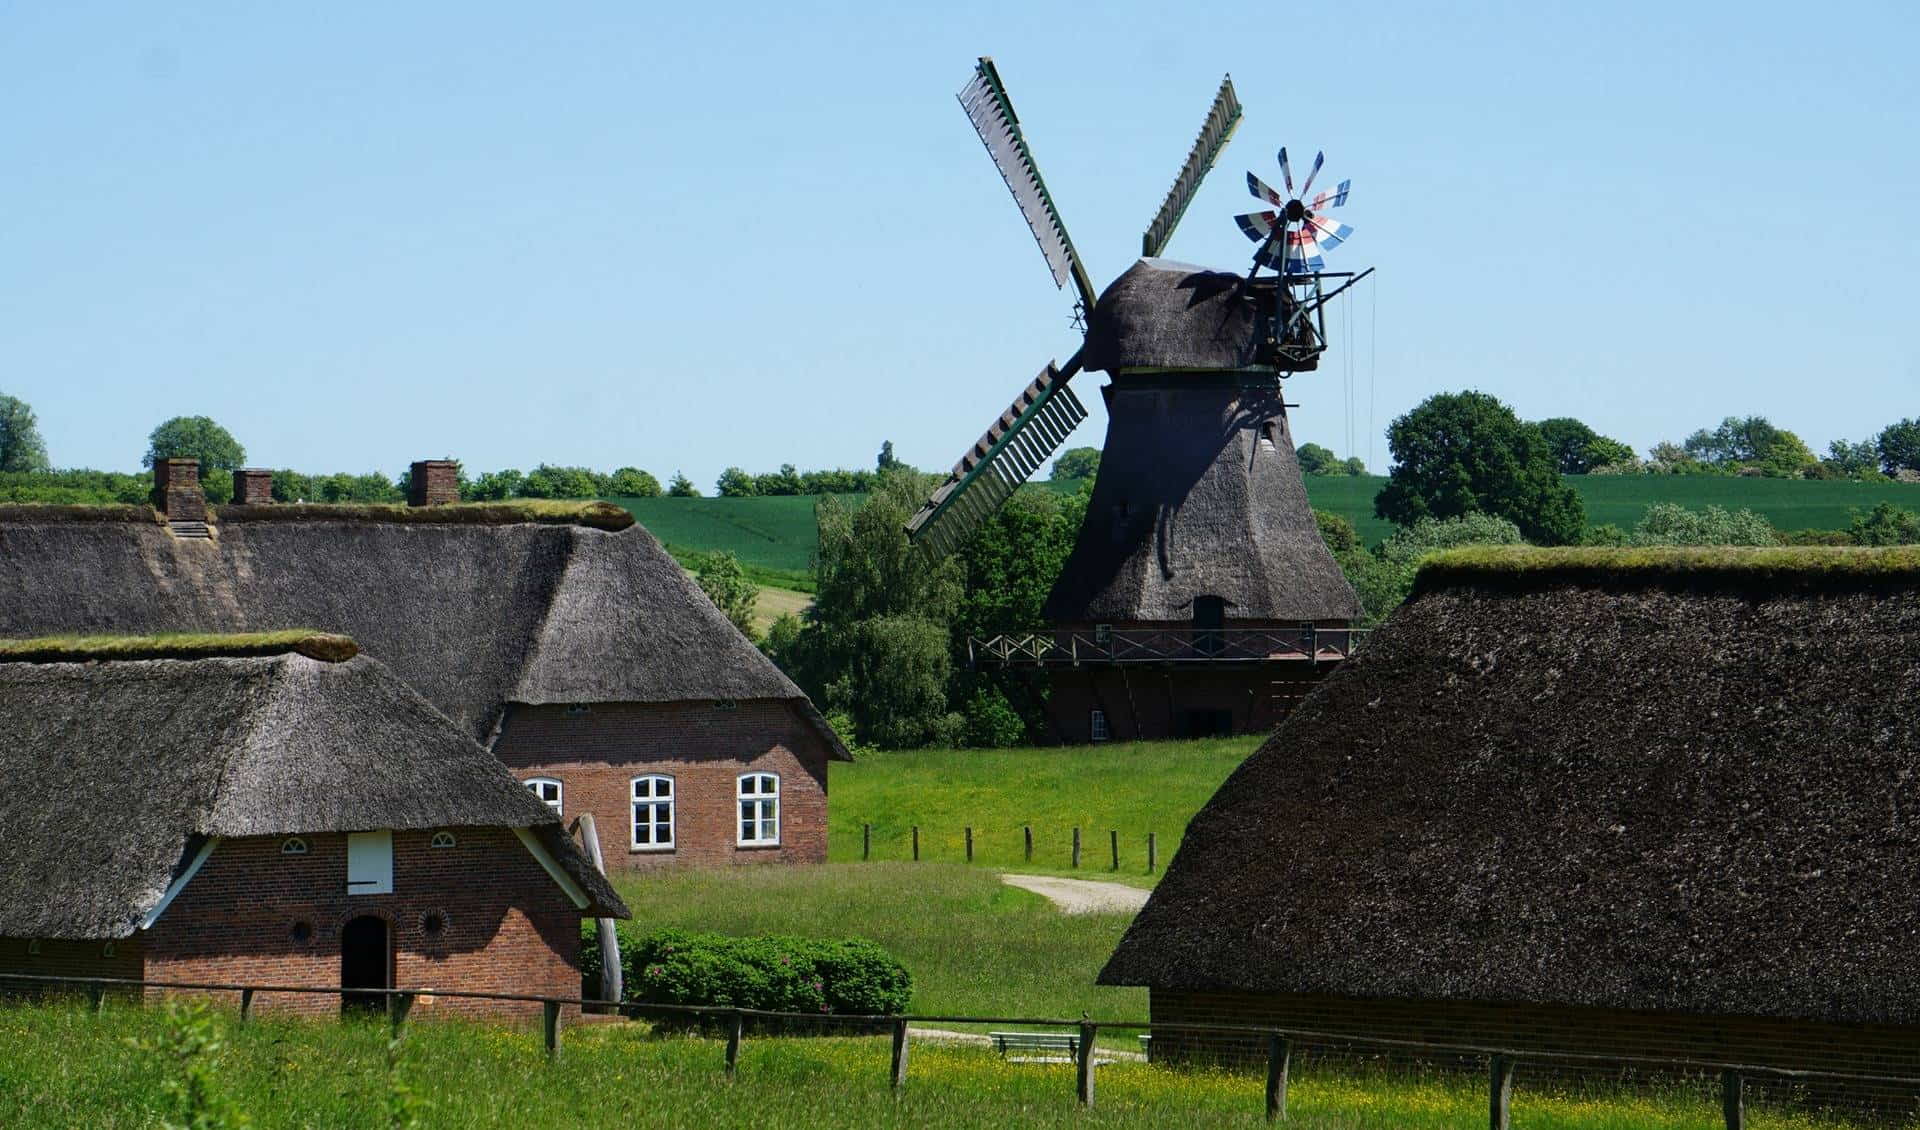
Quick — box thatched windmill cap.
[1082,258,1276,374]
[1101,547,1920,1025]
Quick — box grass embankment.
[610,493,836,591]
[610,863,1140,1024]
[827,737,1260,882]
[0,1002,1864,1129]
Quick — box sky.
[2,2,1916,486]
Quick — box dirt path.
[1000,874,1151,915]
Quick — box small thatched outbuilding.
[1102,547,1920,1114]
[0,633,626,1015]
[0,461,848,871]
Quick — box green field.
[0,997,1862,1128]
[611,478,1920,584]
[826,737,1259,881]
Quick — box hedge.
[582,926,911,1017]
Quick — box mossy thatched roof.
[0,630,356,664]
[1102,547,1920,1026]
[0,650,627,939]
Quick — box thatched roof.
[0,643,627,939]
[1101,547,1920,1026]
[1082,258,1278,374]
[1042,379,1360,623]
[0,510,848,758]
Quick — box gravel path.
[1000,874,1151,915]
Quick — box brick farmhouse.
[0,633,626,1015]
[0,460,849,874]
[1101,547,1920,1116]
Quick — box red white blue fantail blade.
[1247,172,1288,208]
[1234,210,1279,242]
[1309,179,1351,211]
[1304,212,1354,250]
[1299,150,1325,196]
[1278,147,1294,193]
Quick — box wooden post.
[239,988,255,1023]
[1109,830,1118,871]
[1488,1054,1514,1130]
[911,826,919,861]
[965,827,973,863]
[87,986,104,1014]
[389,992,416,1039]
[1076,1022,1098,1107]
[1265,1034,1290,1122]
[889,1017,910,1092]
[575,813,622,1006]
[542,1001,562,1058]
[725,1010,744,1077]
[863,823,871,861]
[1722,1069,1744,1130]
[1147,832,1157,873]
[1023,825,1033,862]
[1072,827,1081,869]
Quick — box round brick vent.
[290,920,313,943]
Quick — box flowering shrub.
[591,927,910,1016]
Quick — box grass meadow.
[826,736,1260,881]
[0,1000,1869,1129]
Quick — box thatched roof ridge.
[217,500,634,530]
[1082,258,1273,374]
[0,630,356,664]
[1100,558,1920,1025]
[0,516,844,756]
[0,652,626,939]
[1416,545,1920,593]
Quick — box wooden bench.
[989,1030,1085,1064]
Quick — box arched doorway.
[340,915,390,1015]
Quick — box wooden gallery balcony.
[967,626,1371,669]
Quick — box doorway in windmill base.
[340,915,390,1015]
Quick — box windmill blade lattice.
[1141,75,1243,258]
[1234,148,1354,275]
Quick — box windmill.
[908,57,1372,741]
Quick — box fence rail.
[860,822,1157,871]
[5,970,1913,1127]
[968,626,1370,668]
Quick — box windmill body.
[911,60,1371,742]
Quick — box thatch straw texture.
[1083,258,1290,374]
[0,652,626,939]
[1043,378,1359,623]
[0,515,838,755]
[1100,550,1920,1025]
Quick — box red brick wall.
[492,699,830,870]
[142,828,582,1017]
[234,469,273,505]
[1047,665,1336,742]
[407,460,459,506]
[1151,988,1920,1118]
[152,458,207,521]
[0,936,146,999]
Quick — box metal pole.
[725,1010,744,1077]
[1489,1053,1514,1130]
[1265,1034,1291,1122]
[1076,1022,1098,1107]
[890,1017,910,1092]
[1722,1069,1744,1130]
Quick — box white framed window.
[737,773,780,847]
[430,831,457,849]
[1090,709,1110,742]
[524,777,563,816]
[631,775,675,851]
[346,830,393,896]
[280,836,310,855]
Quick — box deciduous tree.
[0,394,50,473]
[1374,391,1584,544]
[145,416,245,471]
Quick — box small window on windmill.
[1260,422,1279,452]
[1093,624,1113,646]
[1090,709,1110,742]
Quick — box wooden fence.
[861,823,1159,872]
[4,970,1911,1128]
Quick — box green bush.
[592,927,910,1017]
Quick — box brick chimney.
[408,460,459,507]
[235,468,274,505]
[151,459,207,521]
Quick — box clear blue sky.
[3,2,1915,486]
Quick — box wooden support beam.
[1265,1034,1290,1122]
[1076,1022,1098,1107]
[575,813,622,1006]
[1722,1069,1744,1130]
[966,827,974,863]
[1489,1054,1514,1130]
[1024,825,1033,862]
[389,991,416,1039]
[1109,830,1118,871]
[725,1010,744,1077]
[1072,827,1081,869]
[1147,832,1157,873]
[543,1001,561,1059]
[239,988,254,1023]
[890,1018,910,1092]
[863,823,871,861]
[911,826,920,862]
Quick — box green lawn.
[0,1001,1865,1129]
[609,494,848,590]
[827,737,1260,882]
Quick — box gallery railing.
[968,626,1370,667]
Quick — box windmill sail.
[958,58,1099,312]
[905,358,1089,557]
[1141,75,1242,258]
